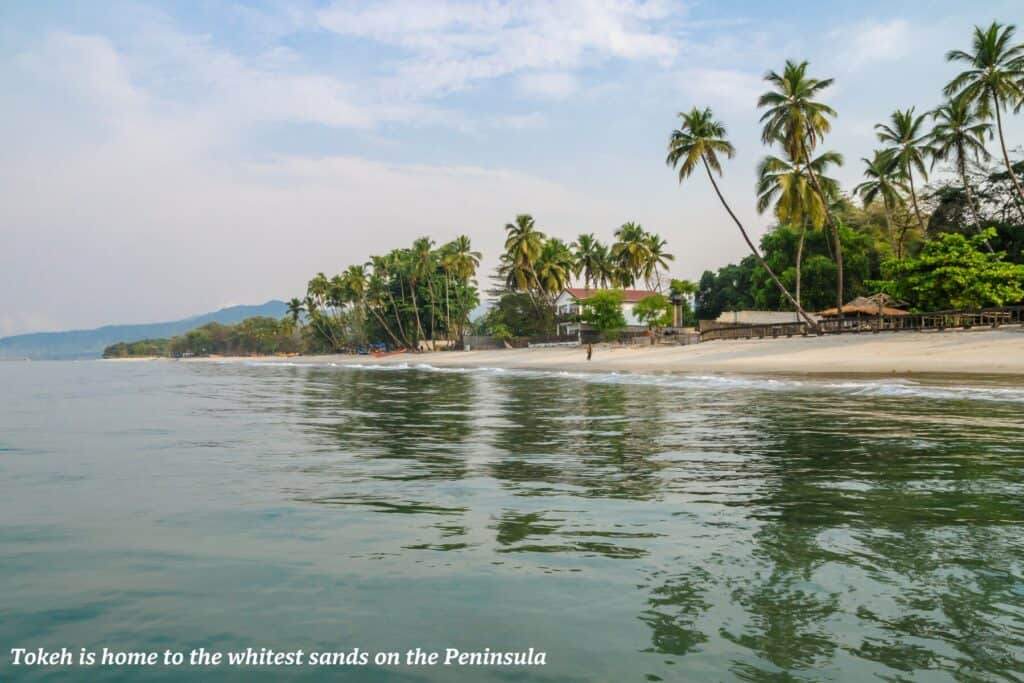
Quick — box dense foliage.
[580,290,627,340]
[672,21,1024,325]
[874,229,1024,310]
[102,317,300,358]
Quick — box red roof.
[564,288,658,303]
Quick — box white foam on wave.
[334,361,1024,404]
[225,358,1024,404]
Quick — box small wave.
[334,362,1024,404]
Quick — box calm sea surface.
[1,360,1023,681]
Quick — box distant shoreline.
[126,327,1024,377]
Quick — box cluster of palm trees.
[500,213,675,305]
[669,21,1024,326]
[288,236,481,351]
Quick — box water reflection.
[255,365,1024,679]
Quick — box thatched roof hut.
[818,294,908,318]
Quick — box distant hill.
[0,301,289,360]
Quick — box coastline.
[163,327,1024,377]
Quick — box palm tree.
[612,222,651,287]
[408,237,435,344]
[503,214,545,293]
[875,108,933,235]
[642,233,674,291]
[945,21,1024,208]
[572,233,603,290]
[666,107,817,328]
[757,60,845,319]
[593,242,616,288]
[930,94,993,234]
[441,235,481,342]
[535,238,574,299]
[853,150,909,257]
[286,297,305,326]
[756,146,842,307]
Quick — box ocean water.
[1,360,1022,681]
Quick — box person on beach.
[586,343,593,361]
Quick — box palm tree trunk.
[882,201,897,256]
[795,223,806,309]
[800,125,843,321]
[994,93,1024,217]
[907,170,927,235]
[959,156,994,252]
[702,157,818,329]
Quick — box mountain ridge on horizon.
[0,301,289,360]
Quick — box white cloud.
[317,0,679,97]
[839,20,913,70]
[678,67,762,111]
[519,71,578,98]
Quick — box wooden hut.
[818,294,908,319]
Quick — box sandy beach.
[187,327,1024,376]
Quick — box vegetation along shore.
[106,21,1024,367]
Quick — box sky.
[2,0,1023,336]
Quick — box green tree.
[572,233,604,290]
[535,237,574,300]
[875,107,934,235]
[945,21,1024,210]
[875,228,1024,310]
[612,222,651,287]
[642,232,674,291]
[503,214,545,293]
[581,289,627,341]
[757,60,845,318]
[930,94,993,236]
[756,145,842,307]
[853,150,908,256]
[633,293,673,340]
[666,106,817,328]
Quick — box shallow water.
[1,361,1022,681]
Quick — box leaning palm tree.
[945,21,1024,208]
[853,150,909,257]
[571,233,603,290]
[875,108,934,235]
[757,60,844,318]
[756,146,842,307]
[666,107,817,328]
[930,94,993,233]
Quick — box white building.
[555,287,659,335]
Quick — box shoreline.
[152,327,1024,378]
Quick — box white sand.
[242,327,1024,376]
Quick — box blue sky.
[2,0,1023,335]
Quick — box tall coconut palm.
[408,237,435,343]
[930,94,993,234]
[875,108,934,235]
[503,214,545,293]
[666,107,817,328]
[441,235,481,341]
[572,233,603,290]
[757,60,844,318]
[642,233,674,291]
[612,222,651,287]
[756,146,842,307]
[945,21,1024,208]
[853,150,909,257]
